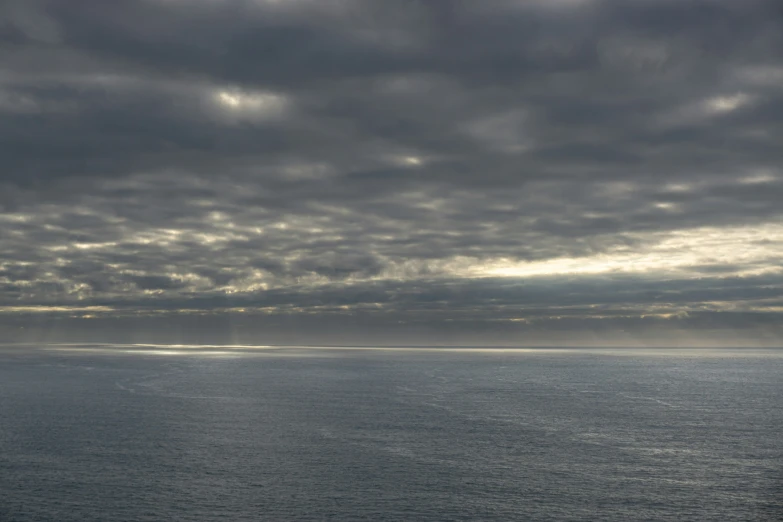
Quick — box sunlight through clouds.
[704,93,751,114]
[212,88,289,121]
[482,224,783,279]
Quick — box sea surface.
[1,344,781,521]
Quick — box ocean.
[1,345,781,520]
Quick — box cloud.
[1,0,782,345]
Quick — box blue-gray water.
[1,345,781,521]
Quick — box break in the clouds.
[1,0,782,346]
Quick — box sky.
[1,0,782,346]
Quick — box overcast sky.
[1,0,782,346]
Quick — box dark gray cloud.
[1,0,782,345]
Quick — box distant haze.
[1,0,782,346]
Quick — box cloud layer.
[1,0,782,345]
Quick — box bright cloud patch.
[212,88,289,121]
